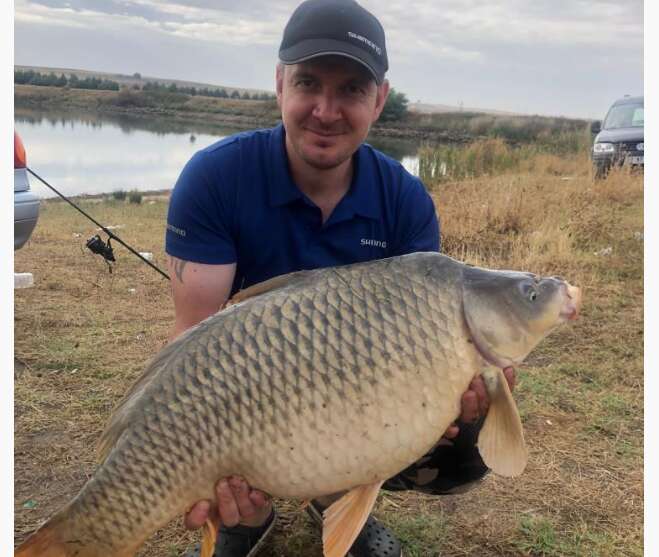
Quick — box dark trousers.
[381,419,489,496]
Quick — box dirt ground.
[14,160,643,556]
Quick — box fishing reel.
[86,234,115,272]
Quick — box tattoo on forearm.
[171,258,188,283]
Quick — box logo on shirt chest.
[361,238,387,249]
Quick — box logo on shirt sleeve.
[361,238,387,249]
[167,223,187,237]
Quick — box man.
[165,1,515,556]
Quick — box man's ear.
[275,64,285,108]
[372,79,390,123]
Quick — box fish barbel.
[16,252,581,557]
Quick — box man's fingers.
[229,477,257,521]
[443,423,460,439]
[503,366,516,392]
[470,375,490,416]
[216,479,241,527]
[460,390,479,423]
[184,499,211,530]
[248,489,270,508]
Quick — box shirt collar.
[268,124,381,222]
[268,123,305,207]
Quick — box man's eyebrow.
[346,75,372,86]
[287,66,374,87]
[288,69,316,80]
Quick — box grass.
[513,514,623,557]
[14,151,643,556]
[417,134,592,183]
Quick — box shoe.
[182,508,276,557]
[306,500,403,557]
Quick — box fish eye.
[519,281,538,302]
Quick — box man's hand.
[184,477,272,530]
[443,367,516,440]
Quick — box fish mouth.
[560,283,582,321]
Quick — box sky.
[13,0,644,120]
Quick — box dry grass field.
[14,150,643,556]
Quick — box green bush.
[112,190,127,201]
[128,190,143,204]
[97,89,154,109]
[380,88,409,122]
[142,90,189,106]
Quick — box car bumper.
[592,152,644,173]
[14,190,40,250]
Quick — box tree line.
[14,69,410,120]
[142,81,276,100]
[14,70,276,101]
[15,70,120,91]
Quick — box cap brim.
[279,38,384,84]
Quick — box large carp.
[16,252,581,557]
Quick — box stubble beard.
[299,145,352,170]
[291,125,372,172]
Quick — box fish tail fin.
[477,367,528,477]
[322,480,384,557]
[15,506,136,557]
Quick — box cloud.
[16,0,289,45]
[14,0,643,118]
[16,0,643,53]
[375,0,642,61]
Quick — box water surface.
[14,109,423,199]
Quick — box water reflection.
[14,109,425,199]
[366,135,422,176]
[15,108,241,139]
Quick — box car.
[14,131,40,250]
[590,95,644,179]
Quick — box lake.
[14,109,423,199]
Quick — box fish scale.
[16,253,581,557]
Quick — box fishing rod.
[27,167,171,281]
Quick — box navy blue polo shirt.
[166,124,440,296]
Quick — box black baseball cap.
[279,0,388,84]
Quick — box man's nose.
[312,91,342,123]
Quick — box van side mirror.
[590,120,601,134]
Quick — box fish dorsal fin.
[477,367,528,477]
[227,269,317,306]
[96,324,200,463]
[322,480,384,557]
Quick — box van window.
[603,103,644,129]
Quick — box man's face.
[276,56,389,171]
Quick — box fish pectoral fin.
[477,367,528,477]
[199,515,220,557]
[322,480,384,557]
